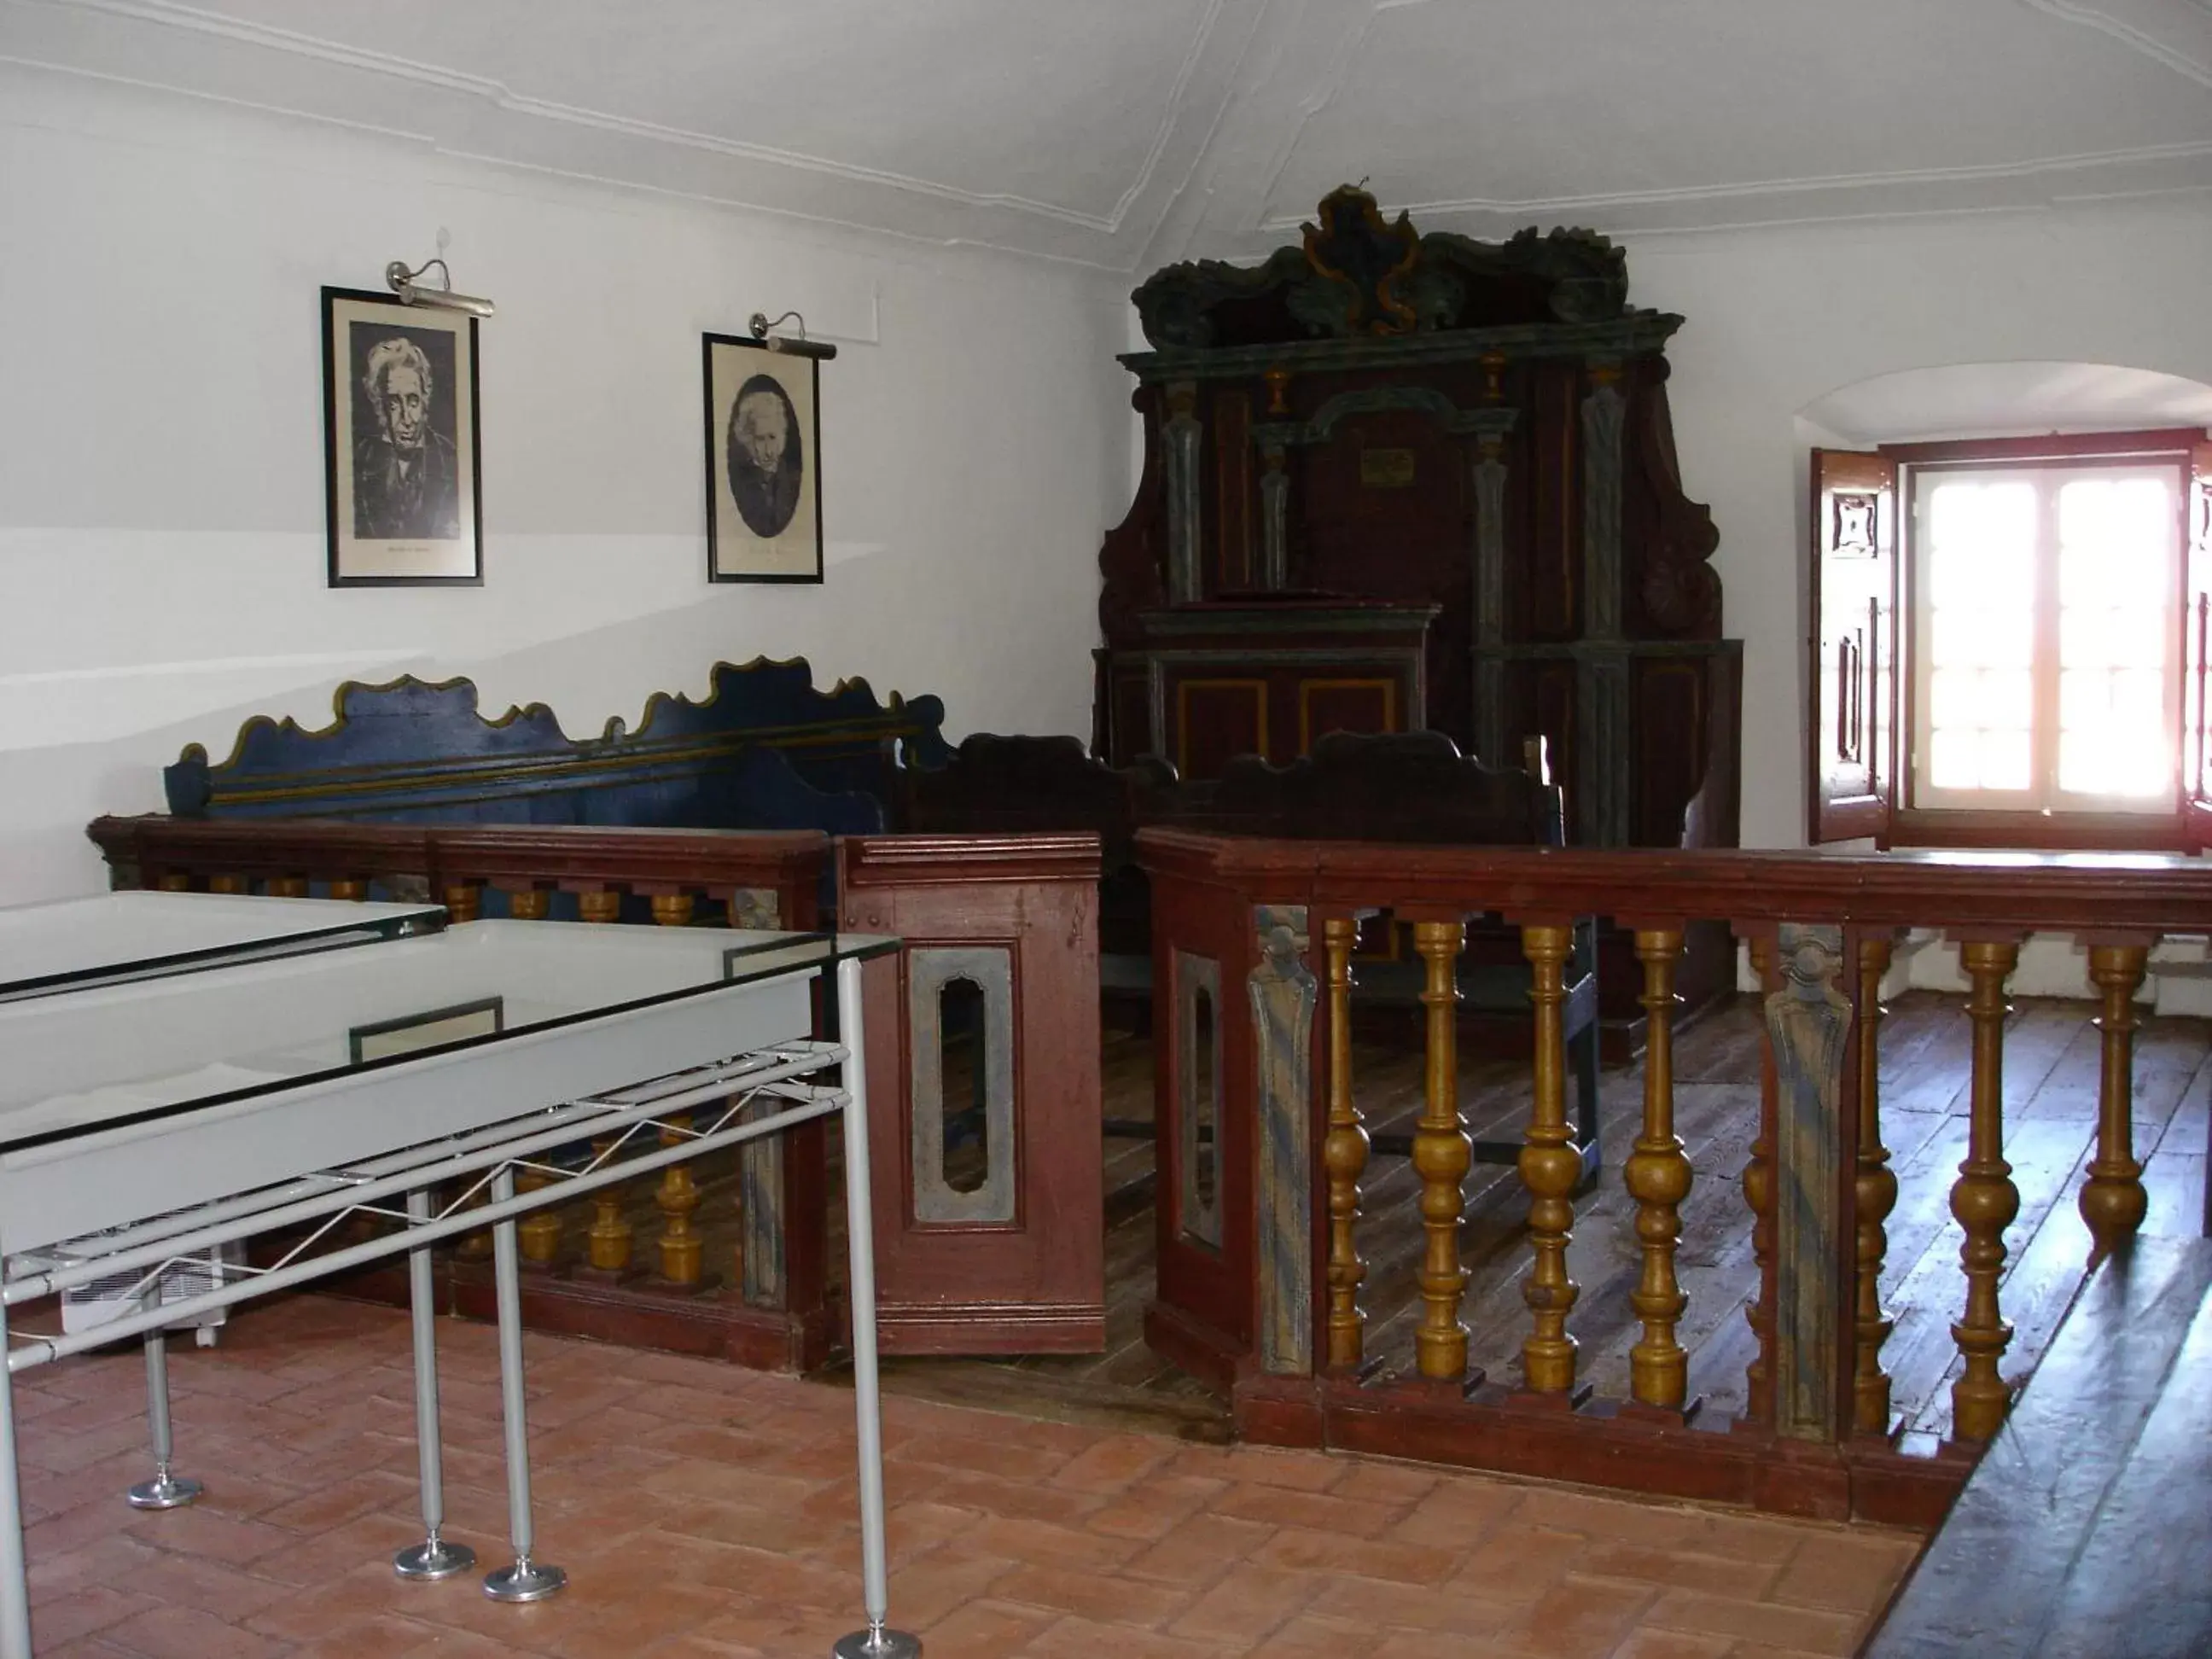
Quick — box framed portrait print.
[703,333,823,584]
[322,287,483,586]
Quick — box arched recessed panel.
[938,975,989,1196]
[1176,950,1223,1249]
[907,946,1016,1225]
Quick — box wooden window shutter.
[1807,449,1898,842]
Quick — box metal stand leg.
[395,1188,474,1581]
[126,1296,201,1511]
[0,1297,34,1659]
[482,1167,564,1604]
[833,956,921,1659]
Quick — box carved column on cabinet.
[1575,361,1632,847]
[1468,406,1519,765]
[1259,436,1290,592]
[1164,381,1204,603]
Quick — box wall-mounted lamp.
[749,310,837,361]
[385,256,496,318]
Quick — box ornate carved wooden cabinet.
[1095,187,1741,864]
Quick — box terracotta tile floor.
[15,1297,1922,1657]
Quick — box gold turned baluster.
[1321,917,1368,1371]
[2080,941,2153,1257]
[1627,928,1690,1410]
[156,872,190,893]
[442,882,480,923]
[1743,932,1778,1424]
[651,892,703,1285]
[514,891,577,1263]
[1411,919,1470,1381]
[586,1134,632,1272]
[209,873,249,895]
[515,1167,562,1266]
[265,876,307,899]
[655,1120,703,1284]
[1520,923,1580,1394]
[330,878,367,902]
[579,888,632,1273]
[1854,934,1898,1435]
[1952,938,2023,1441]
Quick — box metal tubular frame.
[0,961,918,1659]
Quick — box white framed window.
[1909,463,2181,817]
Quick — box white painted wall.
[0,68,1132,904]
[1623,201,2212,850]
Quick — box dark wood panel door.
[2188,442,2212,851]
[1808,449,1898,842]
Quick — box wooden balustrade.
[2081,941,2151,1257]
[84,814,837,1371]
[1853,933,1898,1435]
[1411,919,1470,1382]
[1321,915,1366,1373]
[1518,920,1580,1399]
[1138,830,2212,1522]
[1627,926,1689,1413]
[1953,936,2023,1444]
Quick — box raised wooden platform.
[1865,1234,2212,1658]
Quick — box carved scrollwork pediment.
[1132,185,1635,352]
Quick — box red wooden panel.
[1298,678,1398,753]
[1632,657,1708,847]
[1299,410,1468,608]
[1144,867,1260,1383]
[1177,678,1269,780]
[840,835,1104,1356]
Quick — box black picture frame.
[703,333,824,584]
[322,286,485,588]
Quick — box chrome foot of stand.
[394,1534,476,1581]
[833,1626,922,1659]
[125,1468,201,1511]
[483,1557,566,1603]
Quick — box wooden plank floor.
[1865,1234,2212,1657]
[878,992,2211,1448]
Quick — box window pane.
[2058,667,2107,731]
[2113,667,2164,728]
[1929,667,1974,731]
[1931,480,2036,561]
[1929,729,1980,789]
[1980,730,2031,789]
[2058,729,2106,794]
[1918,467,2174,811]
[2060,607,2114,668]
[2106,738,2168,797]
[1976,667,2032,729]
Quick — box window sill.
[1888,807,2195,854]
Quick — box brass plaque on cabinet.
[1359,448,1416,488]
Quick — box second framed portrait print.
[703,334,823,583]
[321,287,483,586]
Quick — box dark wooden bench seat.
[1863,1235,2212,1658]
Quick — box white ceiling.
[9,0,2212,270]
